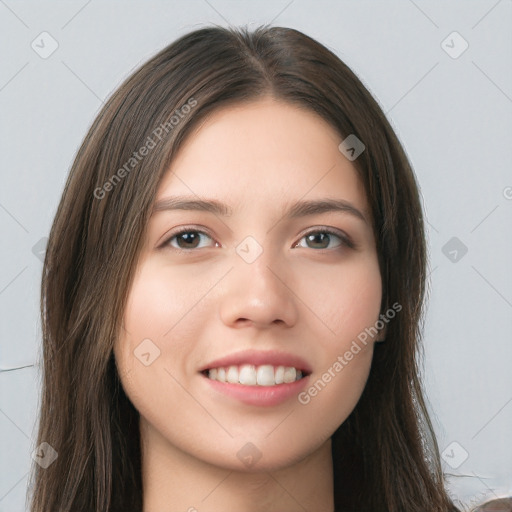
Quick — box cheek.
[113,265,206,435]
[296,347,373,447]
[290,254,381,430]
[114,258,224,400]
[114,263,195,396]
[120,260,214,345]
[292,253,383,340]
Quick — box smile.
[201,369,311,407]
[203,364,307,386]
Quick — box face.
[114,98,383,472]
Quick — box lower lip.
[201,373,310,407]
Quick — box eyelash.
[160,226,355,251]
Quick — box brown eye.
[295,230,344,250]
[305,233,332,249]
[166,230,215,250]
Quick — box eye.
[161,227,353,251]
[294,229,352,250]
[164,229,217,250]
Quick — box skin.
[114,97,383,512]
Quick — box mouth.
[198,350,312,406]
[200,364,311,407]
[200,364,311,387]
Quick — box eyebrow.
[152,196,367,223]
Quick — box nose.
[219,253,299,330]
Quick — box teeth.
[226,366,239,384]
[239,364,257,385]
[283,367,297,383]
[275,365,284,384]
[207,364,305,386]
[256,365,275,386]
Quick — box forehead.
[157,98,367,211]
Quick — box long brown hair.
[29,25,459,511]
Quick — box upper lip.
[199,349,312,374]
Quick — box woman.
[29,25,460,511]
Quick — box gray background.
[0,1,511,510]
